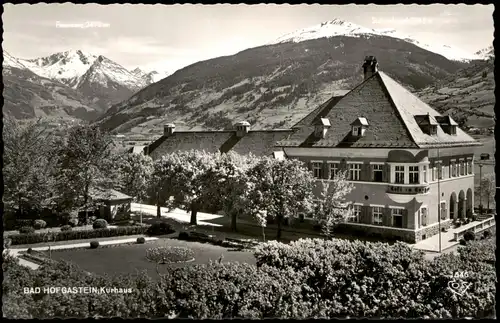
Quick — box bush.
[146,222,174,236]
[178,231,190,240]
[60,225,72,232]
[463,231,475,242]
[9,225,150,245]
[19,226,35,234]
[145,246,194,263]
[27,248,33,254]
[483,230,491,239]
[90,241,99,249]
[68,218,79,227]
[33,220,47,230]
[93,219,108,229]
[459,238,467,246]
[137,237,146,244]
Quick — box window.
[395,166,405,184]
[450,161,457,177]
[372,207,383,225]
[423,165,427,183]
[349,205,361,223]
[312,162,323,179]
[349,163,361,181]
[352,126,359,136]
[467,160,472,175]
[440,202,447,220]
[459,161,465,176]
[409,166,419,184]
[328,163,339,179]
[372,164,384,182]
[420,207,428,226]
[431,166,436,181]
[392,208,404,228]
[450,126,457,135]
[438,162,443,179]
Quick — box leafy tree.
[206,152,259,231]
[477,174,495,211]
[152,150,217,224]
[54,124,119,222]
[116,153,154,203]
[3,118,58,217]
[313,171,354,238]
[244,157,315,240]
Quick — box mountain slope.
[2,66,99,120]
[97,34,471,135]
[268,19,481,62]
[416,56,495,128]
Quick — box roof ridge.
[377,71,433,149]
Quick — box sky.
[3,4,494,74]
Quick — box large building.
[146,56,481,243]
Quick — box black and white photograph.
[2,3,495,319]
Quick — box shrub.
[178,231,190,240]
[19,226,35,234]
[33,220,47,230]
[463,231,475,242]
[145,246,194,263]
[137,237,146,244]
[60,225,72,232]
[90,241,99,249]
[93,219,108,229]
[27,248,33,254]
[4,238,12,249]
[146,222,174,236]
[459,238,467,246]
[68,218,79,227]
[483,230,491,239]
[9,225,150,245]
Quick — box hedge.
[9,225,150,245]
[3,237,496,319]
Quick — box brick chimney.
[362,56,379,80]
[163,123,175,136]
[235,121,250,137]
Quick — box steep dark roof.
[277,71,480,149]
[148,129,293,159]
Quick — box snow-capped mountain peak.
[77,55,147,90]
[268,18,481,62]
[474,45,494,60]
[3,50,28,69]
[17,50,99,88]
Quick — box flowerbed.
[9,225,150,245]
[145,246,195,263]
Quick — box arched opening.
[466,188,473,219]
[458,190,466,220]
[450,192,457,220]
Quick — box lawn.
[38,238,256,280]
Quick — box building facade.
[277,56,481,243]
[145,56,481,243]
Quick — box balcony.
[386,183,430,203]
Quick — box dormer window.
[435,116,458,135]
[352,126,359,136]
[314,118,331,139]
[415,114,438,136]
[350,117,369,137]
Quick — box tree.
[477,174,495,212]
[244,157,315,240]
[55,124,119,222]
[206,152,259,232]
[3,118,58,217]
[152,150,217,225]
[314,171,354,239]
[116,153,154,203]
